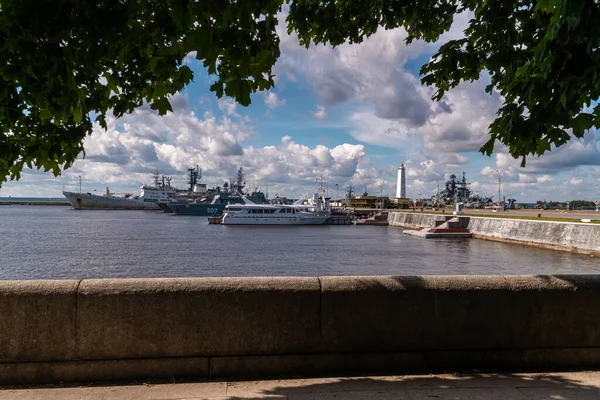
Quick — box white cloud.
[275,9,500,164]
[264,91,286,109]
[217,97,239,117]
[569,177,583,185]
[313,106,327,120]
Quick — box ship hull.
[62,192,159,210]
[156,201,175,213]
[171,203,226,216]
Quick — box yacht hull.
[221,215,329,225]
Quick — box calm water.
[1,206,599,280]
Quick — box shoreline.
[0,201,70,206]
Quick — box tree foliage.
[0,0,280,185]
[2,0,600,186]
[288,0,600,165]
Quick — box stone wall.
[3,276,600,384]
[389,212,600,254]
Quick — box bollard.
[538,213,541,218]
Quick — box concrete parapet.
[3,276,600,384]
[0,280,79,363]
[77,277,321,359]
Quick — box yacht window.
[258,209,263,214]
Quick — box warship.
[166,167,268,216]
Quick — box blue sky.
[2,13,600,202]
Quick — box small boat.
[353,211,389,226]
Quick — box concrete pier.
[389,211,600,255]
[3,276,600,384]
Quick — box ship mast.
[234,167,245,195]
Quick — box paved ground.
[2,371,600,399]
[457,208,600,221]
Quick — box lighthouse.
[393,163,409,209]
[396,163,406,199]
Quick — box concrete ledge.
[3,276,600,384]
[0,280,79,362]
[77,277,321,359]
[0,357,209,385]
[210,348,600,378]
[5,348,600,384]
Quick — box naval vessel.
[63,171,178,210]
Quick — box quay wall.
[3,276,600,384]
[388,212,600,254]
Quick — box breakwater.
[388,212,600,255]
[3,276,600,384]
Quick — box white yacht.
[221,193,331,225]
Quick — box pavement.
[2,371,600,399]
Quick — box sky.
[2,12,600,202]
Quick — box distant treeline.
[545,200,597,208]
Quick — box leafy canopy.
[1,0,599,186]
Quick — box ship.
[63,171,178,210]
[156,166,213,213]
[167,167,268,216]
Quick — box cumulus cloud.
[569,177,583,185]
[1,87,377,197]
[217,97,239,117]
[264,91,286,109]
[313,106,327,120]
[274,9,500,161]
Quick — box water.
[1,206,599,280]
[0,197,66,202]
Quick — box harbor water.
[1,206,599,280]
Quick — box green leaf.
[571,113,594,137]
[150,98,173,115]
[73,107,82,124]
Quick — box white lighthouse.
[396,163,406,199]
